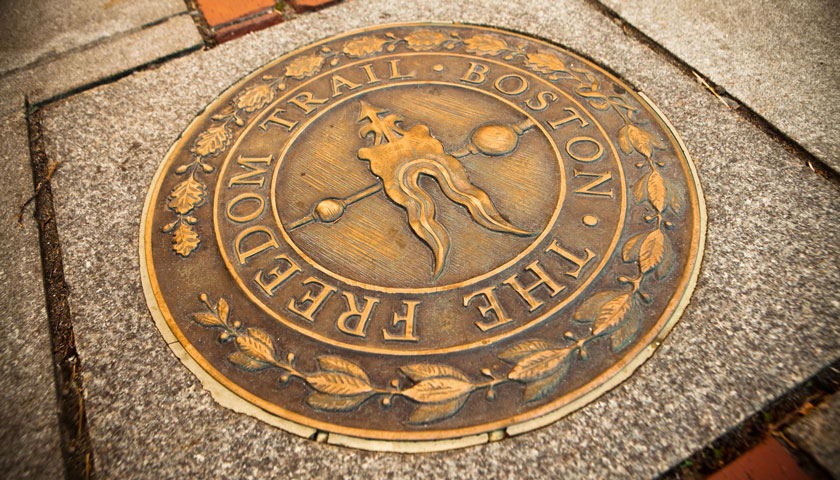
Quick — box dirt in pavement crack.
[26,101,95,480]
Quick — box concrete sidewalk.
[1,0,838,478]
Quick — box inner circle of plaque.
[210,58,628,355]
[275,83,563,292]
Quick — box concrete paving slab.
[0,0,187,75]
[599,0,840,171]
[786,393,840,477]
[0,110,64,479]
[41,0,840,477]
[0,14,202,117]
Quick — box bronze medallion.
[141,23,705,451]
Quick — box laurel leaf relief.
[647,170,668,212]
[577,292,643,353]
[639,229,666,274]
[398,364,476,424]
[305,357,375,411]
[234,328,277,365]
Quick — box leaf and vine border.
[170,27,689,424]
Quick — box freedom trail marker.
[140,23,705,451]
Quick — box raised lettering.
[228,155,273,188]
[465,286,511,332]
[287,277,336,322]
[382,300,420,342]
[502,260,564,311]
[565,136,604,163]
[336,292,380,337]
[288,92,329,115]
[330,74,362,97]
[494,74,528,95]
[359,63,382,84]
[573,170,614,198]
[545,242,597,279]
[460,62,489,84]
[547,107,589,129]
[225,193,264,223]
[234,226,278,264]
[259,108,298,132]
[253,254,301,296]
[526,90,558,111]
[388,59,415,79]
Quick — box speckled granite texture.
[600,0,840,171]
[0,110,65,479]
[40,0,840,478]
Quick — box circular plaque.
[141,23,705,451]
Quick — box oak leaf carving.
[404,30,449,51]
[285,55,324,79]
[172,222,199,256]
[167,175,206,215]
[463,35,508,56]
[524,51,567,74]
[191,124,231,158]
[235,84,275,113]
[342,36,387,58]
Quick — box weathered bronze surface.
[141,23,705,450]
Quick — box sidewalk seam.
[25,99,96,480]
[0,12,191,81]
[584,0,840,189]
[27,44,202,114]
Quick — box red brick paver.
[708,437,812,480]
[214,11,283,44]
[286,0,339,13]
[196,0,276,27]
